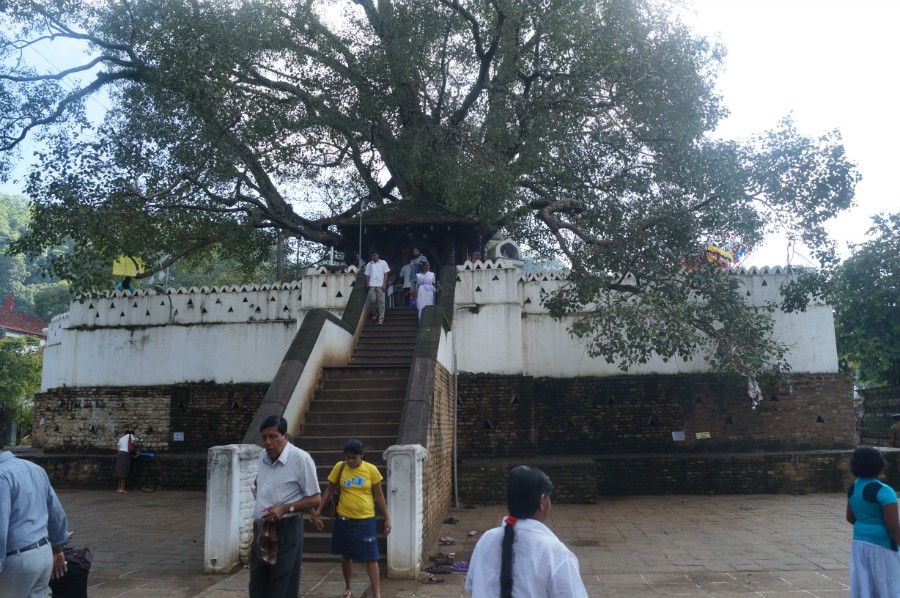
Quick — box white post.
[204,444,261,573]
[384,444,427,578]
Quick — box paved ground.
[56,490,853,597]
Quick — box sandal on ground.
[443,516,459,524]
[340,591,352,598]
[439,536,456,546]
[424,565,453,574]
[452,561,469,572]
[418,574,445,584]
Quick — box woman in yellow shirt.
[312,439,391,598]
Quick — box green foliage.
[832,213,900,386]
[0,336,42,440]
[0,0,859,382]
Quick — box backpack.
[127,435,138,457]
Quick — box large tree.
[832,213,900,387]
[0,336,42,440]
[0,0,857,381]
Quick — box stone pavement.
[57,489,854,597]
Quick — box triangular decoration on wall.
[725,416,734,425]
[336,291,343,298]
[511,394,520,406]
[187,298,194,307]
[456,276,462,282]
[283,306,290,312]
[746,290,751,296]
[145,310,150,316]
[492,275,499,281]
[321,281,327,287]
[215,298,222,304]
[109,302,115,309]
[255,306,262,313]
[761,279,768,286]
[120,311,125,317]
[201,307,208,314]
[133,302,138,308]
[88,303,94,309]
[475,286,482,292]
[160,301,166,306]
[228,307,234,312]
[269,296,276,302]
[350,280,355,287]
[95,311,100,318]
[816,414,825,423]
[646,416,656,426]
[242,297,248,302]
[173,309,179,316]
[525,297,532,304]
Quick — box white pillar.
[384,444,427,579]
[204,443,261,573]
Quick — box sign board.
[671,431,685,441]
[695,431,711,439]
[173,432,185,442]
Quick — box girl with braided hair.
[465,466,587,597]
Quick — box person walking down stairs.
[364,251,391,325]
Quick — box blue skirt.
[330,517,379,562]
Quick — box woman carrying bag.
[312,439,391,598]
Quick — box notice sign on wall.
[173,432,185,442]
[671,431,685,442]
[696,432,711,439]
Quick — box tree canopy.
[0,0,858,381]
[832,213,900,387]
[0,336,42,440]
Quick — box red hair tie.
[504,516,517,526]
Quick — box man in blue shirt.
[0,440,70,598]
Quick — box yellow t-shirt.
[328,460,383,520]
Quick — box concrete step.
[301,422,400,437]
[317,377,408,390]
[352,348,415,359]
[349,357,414,367]
[307,398,405,411]
[323,367,409,380]
[302,436,396,451]
[305,410,402,425]
[313,388,405,402]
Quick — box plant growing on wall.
[0,0,857,382]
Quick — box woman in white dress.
[415,261,438,321]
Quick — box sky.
[2,0,898,268]
[683,0,900,267]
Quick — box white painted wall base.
[204,443,261,573]
[384,444,427,579]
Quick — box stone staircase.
[299,306,419,560]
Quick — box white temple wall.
[453,263,838,377]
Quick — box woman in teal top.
[846,446,900,597]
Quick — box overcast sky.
[684,0,900,266]
[3,0,898,268]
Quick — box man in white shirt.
[364,251,391,324]
[249,416,321,598]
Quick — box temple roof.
[335,201,480,227]
[0,299,48,339]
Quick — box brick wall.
[421,362,455,555]
[457,373,856,457]
[859,385,900,445]
[457,451,859,503]
[23,453,207,490]
[33,383,268,454]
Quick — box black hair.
[126,429,134,435]
[344,438,364,455]
[501,466,554,598]
[851,445,886,478]
[259,415,287,435]
[122,276,132,285]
